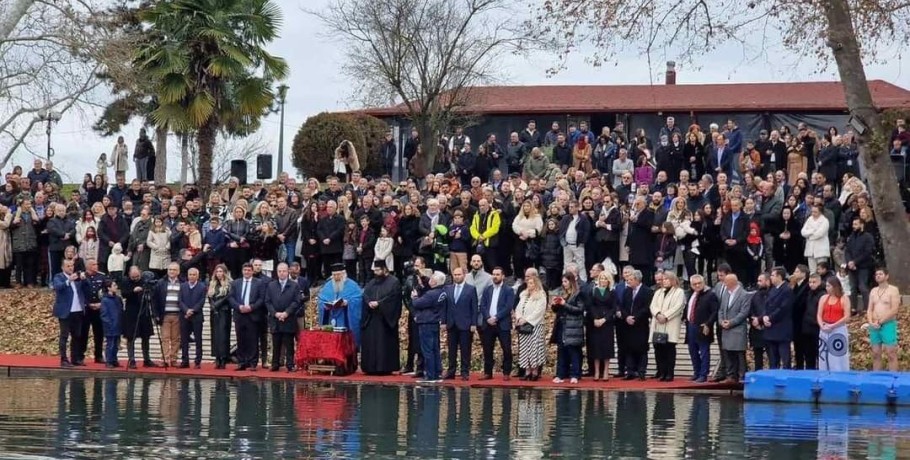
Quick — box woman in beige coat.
[0,206,12,288]
[515,272,548,381]
[649,272,686,381]
[145,216,171,275]
[800,205,830,273]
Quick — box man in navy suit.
[229,262,266,370]
[53,259,87,368]
[763,267,794,369]
[266,263,300,372]
[444,267,478,380]
[478,267,515,380]
[178,268,206,368]
[707,134,732,178]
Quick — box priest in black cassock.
[360,260,403,375]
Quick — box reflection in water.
[0,377,907,458]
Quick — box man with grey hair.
[613,265,635,377]
[316,200,345,276]
[718,274,752,383]
[558,201,589,282]
[685,274,719,383]
[619,269,653,380]
[411,271,448,383]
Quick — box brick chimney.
[665,61,677,85]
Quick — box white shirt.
[565,214,579,245]
[489,283,502,318]
[68,277,83,313]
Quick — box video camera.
[140,271,158,289]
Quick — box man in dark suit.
[706,133,732,178]
[685,274,719,383]
[763,267,794,369]
[316,200,345,277]
[178,268,206,368]
[266,262,300,372]
[444,267,478,380]
[229,262,266,370]
[478,267,515,380]
[619,269,653,380]
[720,198,749,282]
[53,259,87,368]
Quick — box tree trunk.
[0,0,34,42]
[196,121,216,197]
[825,0,910,290]
[180,133,189,185]
[417,120,436,175]
[154,126,167,184]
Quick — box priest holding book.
[317,263,364,345]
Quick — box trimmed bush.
[291,112,388,180]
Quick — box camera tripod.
[128,276,168,369]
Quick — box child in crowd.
[96,152,109,180]
[447,210,471,274]
[745,222,764,286]
[100,279,122,368]
[373,225,394,272]
[655,221,677,271]
[540,218,563,289]
[107,243,126,282]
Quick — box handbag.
[652,331,669,344]
[517,323,534,335]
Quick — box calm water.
[0,376,905,459]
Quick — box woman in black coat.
[694,203,720,276]
[208,264,233,369]
[585,273,617,381]
[682,132,706,180]
[773,206,805,274]
[299,202,321,282]
[121,267,155,368]
[473,145,494,183]
[394,204,421,277]
[625,198,655,282]
[551,273,585,384]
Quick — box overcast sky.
[17,0,908,184]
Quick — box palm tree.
[136,0,288,192]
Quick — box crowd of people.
[9,115,910,380]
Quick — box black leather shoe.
[249,366,258,371]
[270,366,280,372]
[73,361,86,367]
[128,361,137,369]
[623,374,636,381]
[443,372,456,380]
[194,363,201,369]
[613,373,626,378]
[236,364,249,371]
[178,363,190,369]
[60,361,73,368]
[143,361,159,368]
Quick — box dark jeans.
[13,251,37,286]
[687,325,711,379]
[76,308,104,363]
[404,312,423,372]
[126,337,151,364]
[654,342,677,379]
[800,334,819,370]
[48,250,64,283]
[180,314,204,364]
[723,350,746,380]
[480,326,512,376]
[271,332,295,369]
[418,323,441,380]
[446,325,472,376]
[556,345,582,379]
[767,340,792,369]
[849,268,870,313]
[58,312,83,363]
[105,335,120,364]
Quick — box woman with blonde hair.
[649,271,686,381]
[207,264,233,369]
[512,199,544,275]
[334,140,361,182]
[551,273,585,384]
[146,216,171,277]
[586,271,617,381]
[515,270,547,381]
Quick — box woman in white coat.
[649,272,686,381]
[145,216,171,277]
[800,204,830,273]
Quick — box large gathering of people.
[8,115,909,381]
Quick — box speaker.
[256,154,273,180]
[230,160,247,185]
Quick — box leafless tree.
[312,0,547,169]
[534,0,910,289]
[0,0,128,171]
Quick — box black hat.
[509,172,520,179]
[373,260,387,270]
[330,263,346,273]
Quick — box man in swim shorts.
[865,268,900,371]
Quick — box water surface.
[0,376,905,459]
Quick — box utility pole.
[276,84,289,176]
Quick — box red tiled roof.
[359,80,910,116]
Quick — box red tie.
[689,292,699,323]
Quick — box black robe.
[360,275,402,374]
[121,277,154,340]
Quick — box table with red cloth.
[295,330,357,375]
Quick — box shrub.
[291,112,388,180]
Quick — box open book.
[324,298,345,310]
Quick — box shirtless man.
[865,268,901,371]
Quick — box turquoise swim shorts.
[869,320,898,347]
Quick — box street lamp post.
[276,84,289,177]
[37,110,61,160]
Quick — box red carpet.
[0,354,740,391]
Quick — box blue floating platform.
[745,370,907,406]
